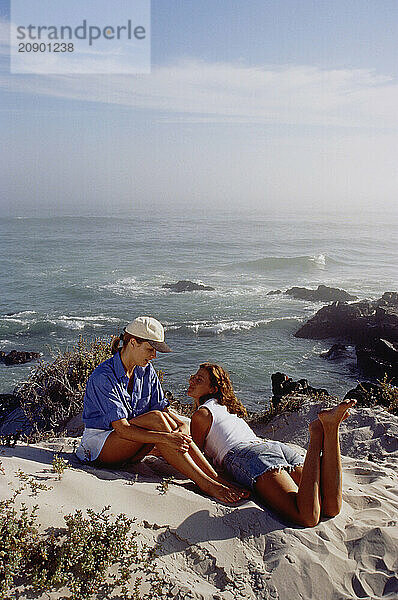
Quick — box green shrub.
[0,490,163,600]
[15,337,112,438]
[52,453,71,479]
[0,493,40,599]
[378,375,398,416]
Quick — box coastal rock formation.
[320,343,350,360]
[271,372,330,408]
[162,280,215,293]
[343,382,391,407]
[266,289,282,295]
[286,284,357,302]
[0,350,40,365]
[355,339,398,384]
[295,292,398,344]
[295,292,398,381]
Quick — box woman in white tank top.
[188,362,356,527]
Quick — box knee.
[147,410,170,431]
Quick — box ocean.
[0,210,397,413]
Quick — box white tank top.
[201,398,261,466]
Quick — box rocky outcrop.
[295,292,398,382]
[356,339,398,384]
[295,292,398,344]
[266,289,282,295]
[286,285,357,302]
[271,372,330,409]
[343,382,391,407]
[320,344,350,360]
[162,280,215,293]
[0,350,40,365]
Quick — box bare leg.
[159,413,250,498]
[254,420,323,527]
[161,413,250,497]
[152,412,248,502]
[318,398,356,517]
[98,410,168,464]
[255,399,356,526]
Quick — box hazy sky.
[1,0,398,216]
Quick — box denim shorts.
[222,440,304,489]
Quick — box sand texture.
[1,402,397,599]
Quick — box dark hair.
[110,331,147,355]
[199,362,247,418]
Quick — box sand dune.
[0,402,397,599]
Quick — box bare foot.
[214,474,251,498]
[318,399,357,428]
[205,481,250,504]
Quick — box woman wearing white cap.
[76,316,248,504]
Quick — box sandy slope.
[0,402,397,600]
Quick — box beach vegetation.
[156,475,174,495]
[378,375,398,416]
[14,336,112,440]
[52,452,71,479]
[14,468,53,496]
[0,485,165,600]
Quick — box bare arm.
[112,417,191,452]
[190,408,212,451]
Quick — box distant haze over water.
[0,210,397,411]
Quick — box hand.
[165,431,192,453]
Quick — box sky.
[0,0,397,217]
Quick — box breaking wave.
[166,316,302,336]
[230,254,334,272]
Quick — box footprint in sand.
[343,494,382,510]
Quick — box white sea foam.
[166,316,302,336]
[55,315,120,330]
[309,253,327,267]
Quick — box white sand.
[1,403,397,599]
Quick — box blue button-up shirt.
[82,351,169,430]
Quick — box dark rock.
[267,290,282,296]
[356,339,398,384]
[344,382,390,408]
[286,285,357,302]
[295,293,398,344]
[162,280,215,293]
[271,372,330,409]
[0,407,35,437]
[320,344,349,360]
[376,292,398,307]
[0,394,21,420]
[1,350,40,366]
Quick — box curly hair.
[199,362,247,418]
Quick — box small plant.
[14,469,52,496]
[52,453,71,479]
[156,476,174,495]
[0,492,40,599]
[378,375,398,415]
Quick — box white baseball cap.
[125,316,172,353]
